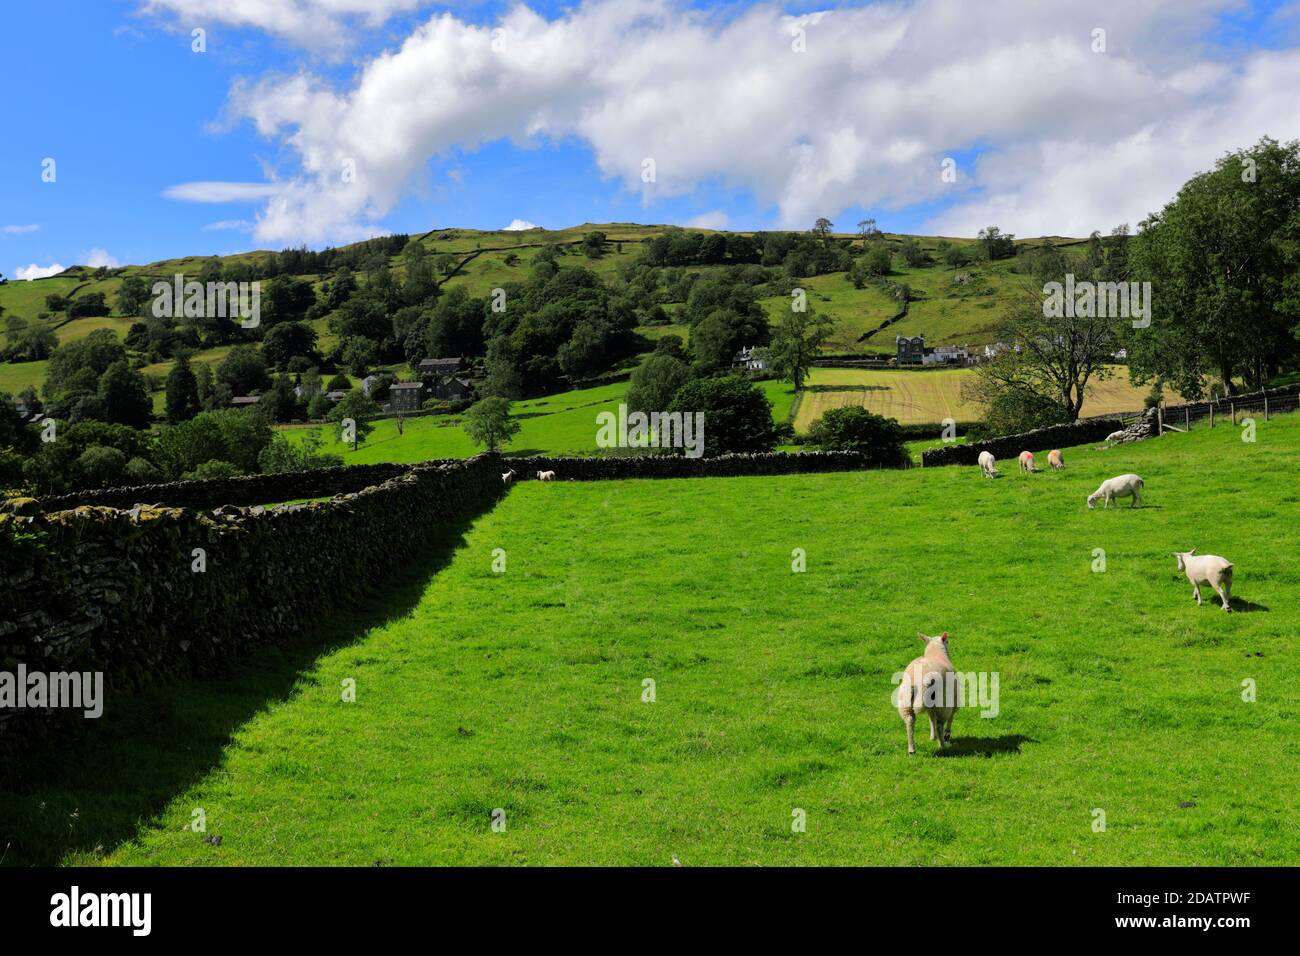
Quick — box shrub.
[667,375,775,456]
[807,406,907,467]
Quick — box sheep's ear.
[916,632,927,642]
[1189,548,1197,554]
[941,632,949,642]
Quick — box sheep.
[1106,429,1126,443]
[1018,450,1036,473]
[897,632,958,755]
[1048,449,1064,470]
[977,451,998,478]
[537,470,557,481]
[1174,549,1234,612]
[501,469,516,485]
[1087,473,1144,509]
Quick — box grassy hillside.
[9,409,1296,865]
[0,224,1073,403]
[283,378,797,462]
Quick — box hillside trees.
[164,355,201,423]
[668,375,775,456]
[625,353,691,415]
[463,396,521,452]
[769,306,833,390]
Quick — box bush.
[667,375,775,457]
[183,459,240,480]
[807,406,907,467]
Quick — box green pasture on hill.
[6,412,1298,865]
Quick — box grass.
[6,412,1300,865]
[283,378,797,463]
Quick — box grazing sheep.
[1018,450,1036,473]
[1087,473,1144,509]
[897,632,957,755]
[1048,449,1064,470]
[537,470,557,481]
[1106,429,1126,443]
[501,469,516,485]
[1174,549,1234,612]
[977,451,998,478]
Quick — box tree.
[963,267,1118,428]
[327,389,380,450]
[977,226,1017,261]
[97,360,152,428]
[216,345,271,396]
[582,231,609,259]
[257,431,343,473]
[667,375,775,456]
[769,308,833,390]
[76,445,127,488]
[626,354,691,415]
[115,275,151,316]
[857,219,881,240]
[808,406,907,466]
[262,321,318,368]
[463,396,520,452]
[863,244,892,276]
[1126,136,1300,396]
[164,355,201,424]
[812,218,834,243]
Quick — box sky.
[2,0,1300,278]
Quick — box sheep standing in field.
[1174,550,1234,612]
[977,451,998,478]
[1018,450,1036,473]
[501,469,516,485]
[897,632,957,756]
[537,470,557,481]
[1087,474,1144,509]
[1048,449,1064,471]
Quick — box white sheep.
[1047,449,1064,470]
[1174,550,1234,612]
[537,470,557,481]
[501,469,516,485]
[1087,474,1144,509]
[897,632,958,755]
[977,451,998,478]
[1106,429,1126,443]
[1018,450,1036,473]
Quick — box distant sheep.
[1048,449,1064,470]
[537,470,557,481]
[501,469,516,485]
[1174,549,1234,612]
[1106,429,1126,443]
[1087,474,1144,509]
[978,451,998,478]
[897,632,957,755]
[1018,451,1036,473]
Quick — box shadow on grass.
[934,735,1034,758]
[1230,598,1269,613]
[0,514,482,868]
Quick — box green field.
[7,412,1298,865]
[284,378,797,462]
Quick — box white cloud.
[203,219,256,231]
[1,224,40,235]
[503,219,539,231]
[138,0,433,52]
[15,263,66,281]
[684,211,728,230]
[164,181,282,203]
[213,0,1300,243]
[84,248,120,268]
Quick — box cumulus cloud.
[503,219,539,231]
[684,211,728,230]
[84,248,120,268]
[211,0,1300,243]
[15,263,66,280]
[2,224,40,235]
[137,0,433,52]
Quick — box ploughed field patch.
[84,416,1300,864]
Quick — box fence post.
[1264,395,1269,421]
[1185,406,1190,431]
[1231,402,1236,425]
[1210,402,1214,428]
[1157,405,1163,434]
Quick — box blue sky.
[2,0,1298,276]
